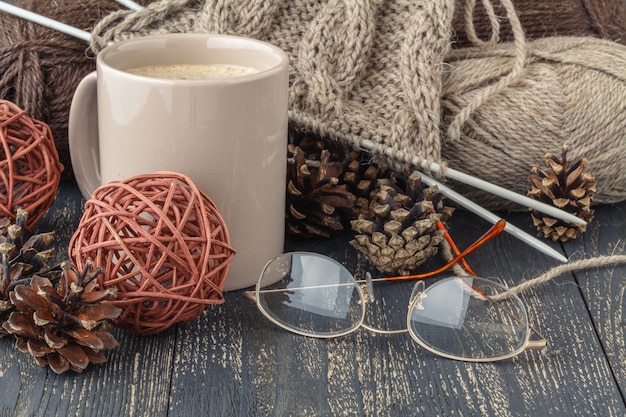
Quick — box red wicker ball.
[0,100,63,230]
[68,171,235,335]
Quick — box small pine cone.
[286,139,356,238]
[0,209,58,337]
[528,144,596,242]
[2,261,121,374]
[350,171,454,275]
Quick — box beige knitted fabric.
[91,0,455,170]
[90,0,626,210]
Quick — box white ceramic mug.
[69,33,289,291]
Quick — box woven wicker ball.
[68,172,235,335]
[0,100,63,230]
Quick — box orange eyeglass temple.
[384,219,506,281]
[436,219,477,276]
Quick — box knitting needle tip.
[420,174,568,263]
[424,162,587,226]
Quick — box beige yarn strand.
[447,0,527,140]
[504,255,626,297]
[440,239,626,299]
[463,0,500,47]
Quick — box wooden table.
[1,179,625,417]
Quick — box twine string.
[463,0,500,47]
[502,255,626,298]
[440,238,626,299]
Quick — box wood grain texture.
[1,181,625,417]
[563,203,626,401]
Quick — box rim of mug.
[97,33,289,84]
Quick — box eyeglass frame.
[246,219,547,362]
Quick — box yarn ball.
[441,36,626,210]
[0,99,63,230]
[0,0,154,180]
[452,0,626,48]
[68,172,236,335]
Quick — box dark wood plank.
[563,203,626,399]
[0,330,178,417]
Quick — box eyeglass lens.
[256,252,365,337]
[408,277,530,361]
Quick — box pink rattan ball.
[0,100,63,230]
[68,172,235,335]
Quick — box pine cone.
[528,144,596,242]
[0,209,57,337]
[286,126,356,237]
[341,149,389,219]
[350,171,454,275]
[2,261,121,374]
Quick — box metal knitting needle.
[113,0,143,11]
[359,139,586,226]
[0,2,92,42]
[420,160,587,226]
[0,1,143,44]
[420,173,569,263]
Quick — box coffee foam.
[127,64,258,80]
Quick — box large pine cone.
[0,209,57,337]
[2,261,121,374]
[286,126,356,237]
[351,172,454,275]
[286,126,390,238]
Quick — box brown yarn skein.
[452,0,626,48]
[0,0,154,180]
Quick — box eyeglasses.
[248,220,547,362]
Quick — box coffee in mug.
[69,34,289,291]
[126,64,259,80]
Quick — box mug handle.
[69,71,100,200]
